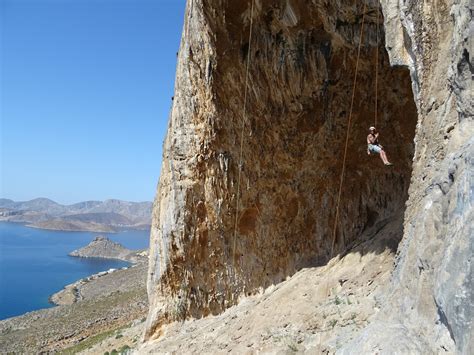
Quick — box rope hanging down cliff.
[374,0,380,127]
[232,0,255,270]
[330,1,368,258]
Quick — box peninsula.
[50,236,148,306]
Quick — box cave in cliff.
[146,0,419,335]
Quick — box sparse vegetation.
[119,344,131,353]
[329,319,338,328]
[60,328,118,354]
[105,344,131,355]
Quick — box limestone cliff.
[344,0,473,353]
[146,0,416,337]
[145,0,472,352]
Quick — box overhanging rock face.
[342,0,473,353]
[145,0,418,339]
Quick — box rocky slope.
[139,213,402,353]
[0,263,148,353]
[143,0,472,353]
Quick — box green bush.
[119,345,131,354]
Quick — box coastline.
[0,262,149,353]
[25,223,118,233]
[50,250,148,306]
[0,222,150,321]
[26,223,151,233]
[48,265,130,306]
[1,218,151,234]
[0,221,150,353]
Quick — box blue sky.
[0,0,186,204]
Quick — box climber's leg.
[380,150,392,165]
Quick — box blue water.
[0,222,150,320]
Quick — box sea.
[0,222,150,320]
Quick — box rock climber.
[367,126,393,166]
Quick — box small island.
[50,236,148,306]
[69,235,146,263]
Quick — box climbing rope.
[374,0,380,127]
[232,0,255,270]
[329,1,368,259]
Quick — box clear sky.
[0,0,186,204]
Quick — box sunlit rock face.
[144,0,417,339]
[344,0,473,353]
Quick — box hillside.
[0,198,152,232]
[30,219,117,233]
[0,263,148,354]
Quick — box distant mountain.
[62,212,133,225]
[31,220,117,233]
[0,198,152,232]
[0,199,15,207]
